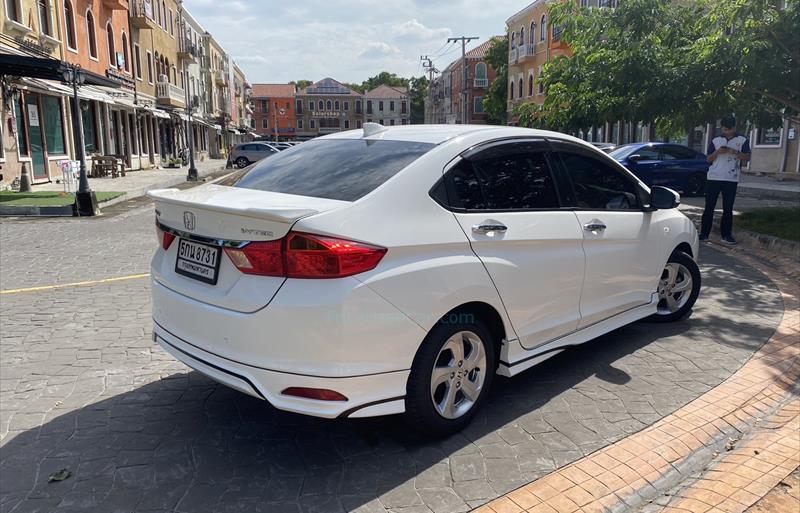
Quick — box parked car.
[590,142,616,153]
[271,142,293,150]
[149,124,700,434]
[610,142,709,196]
[229,142,280,168]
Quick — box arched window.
[318,100,323,110]
[334,100,339,110]
[530,22,536,44]
[121,32,129,72]
[519,27,525,48]
[510,32,516,49]
[64,1,76,50]
[86,10,97,58]
[528,74,534,96]
[518,78,523,98]
[475,62,487,80]
[540,15,547,41]
[509,82,514,100]
[38,0,51,36]
[326,100,332,110]
[106,22,115,67]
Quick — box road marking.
[0,273,150,295]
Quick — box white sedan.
[148,124,700,434]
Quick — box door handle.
[472,223,507,234]
[583,221,607,232]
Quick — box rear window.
[233,139,435,201]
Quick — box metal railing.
[474,78,489,88]
[156,79,185,103]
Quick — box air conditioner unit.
[158,74,169,83]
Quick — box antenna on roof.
[362,122,387,137]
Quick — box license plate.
[175,239,222,285]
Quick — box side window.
[633,146,660,160]
[557,151,640,210]
[436,144,560,211]
[660,145,698,160]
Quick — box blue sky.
[186,0,524,84]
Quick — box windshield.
[233,139,435,202]
[608,145,641,160]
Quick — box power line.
[447,36,479,124]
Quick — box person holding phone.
[700,116,751,245]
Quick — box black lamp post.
[186,93,198,181]
[63,64,98,216]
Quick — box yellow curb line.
[0,273,150,295]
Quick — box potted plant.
[166,158,182,168]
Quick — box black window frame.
[659,144,702,161]
[429,139,567,213]
[548,140,650,212]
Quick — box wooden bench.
[90,156,126,178]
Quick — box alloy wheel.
[429,331,486,419]
[656,262,693,315]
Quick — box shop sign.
[28,104,40,126]
[14,36,52,56]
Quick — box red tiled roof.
[251,84,297,98]
[466,38,502,59]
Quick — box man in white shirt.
[700,117,751,245]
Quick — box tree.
[289,80,313,90]
[409,75,429,124]
[482,36,508,125]
[516,0,798,134]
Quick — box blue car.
[609,142,709,196]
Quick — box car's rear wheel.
[235,157,249,169]
[648,251,701,323]
[685,174,706,196]
[405,319,496,435]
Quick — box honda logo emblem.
[183,211,195,230]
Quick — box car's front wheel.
[649,251,701,322]
[235,157,249,169]
[405,319,496,435]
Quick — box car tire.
[647,250,701,323]
[235,157,249,169]
[404,317,496,436]
[685,174,706,197]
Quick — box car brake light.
[156,223,176,250]
[285,232,387,279]
[281,387,348,402]
[223,240,283,276]
[223,232,386,279]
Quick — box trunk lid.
[148,184,349,312]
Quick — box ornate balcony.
[130,1,157,29]
[178,39,199,62]
[156,79,186,108]
[213,69,227,86]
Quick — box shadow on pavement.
[0,247,785,513]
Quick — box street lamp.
[184,76,198,181]
[62,64,98,216]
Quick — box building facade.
[176,3,209,161]
[296,78,363,139]
[364,84,409,126]
[201,33,227,158]
[251,83,296,140]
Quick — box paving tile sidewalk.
[32,159,228,207]
[474,248,800,513]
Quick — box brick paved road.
[0,206,784,513]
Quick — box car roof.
[320,124,594,147]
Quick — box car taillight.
[156,223,175,250]
[223,240,283,276]
[223,232,386,279]
[285,232,387,279]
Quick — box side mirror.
[627,154,644,163]
[650,186,681,210]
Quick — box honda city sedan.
[611,142,710,196]
[149,124,701,434]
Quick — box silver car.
[230,142,279,168]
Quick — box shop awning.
[0,54,122,88]
[152,109,171,119]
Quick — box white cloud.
[392,18,451,41]
[359,42,402,59]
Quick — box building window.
[64,1,77,50]
[297,119,303,129]
[518,78,523,98]
[38,0,51,36]
[389,119,395,126]
[106,22,115,67]
[379,100,384,111]
[509,82,514,100]
[390,101,395,111]
[326,100,332,110]
[343,101,349,111]
[511,32,516,49]
[308,100,314,111]
[401,119,407,125]
[540,15,547,41]
[14,97,28,156]
[334,100,339,110]
[86,10,97,59]
[169,10,174,36]
[356,120,362,129]
[260,99,268,113]
[134,43,142,79]
[528,74,533,96]
[344,120,350,129]
[262,118,268,129]
[520,26,525,47]
[379,119,384,125]
[356,100,362,114]
[146,51,153,83]
[474,96,484,113]
[121,32,129,72]
[6,0,20,22]
[318,100,323,110]
[401,101,407,114]
[530,21,536,44]
[755,127,783,146]
[366,100,373,114]
[310,119,315,129]
[42,95,66,155]
[295,99,302,114]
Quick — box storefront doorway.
[25,94,48,181]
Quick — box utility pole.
[447,36,478,125]
[421,55,437,124]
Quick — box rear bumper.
[154,321,409,418]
